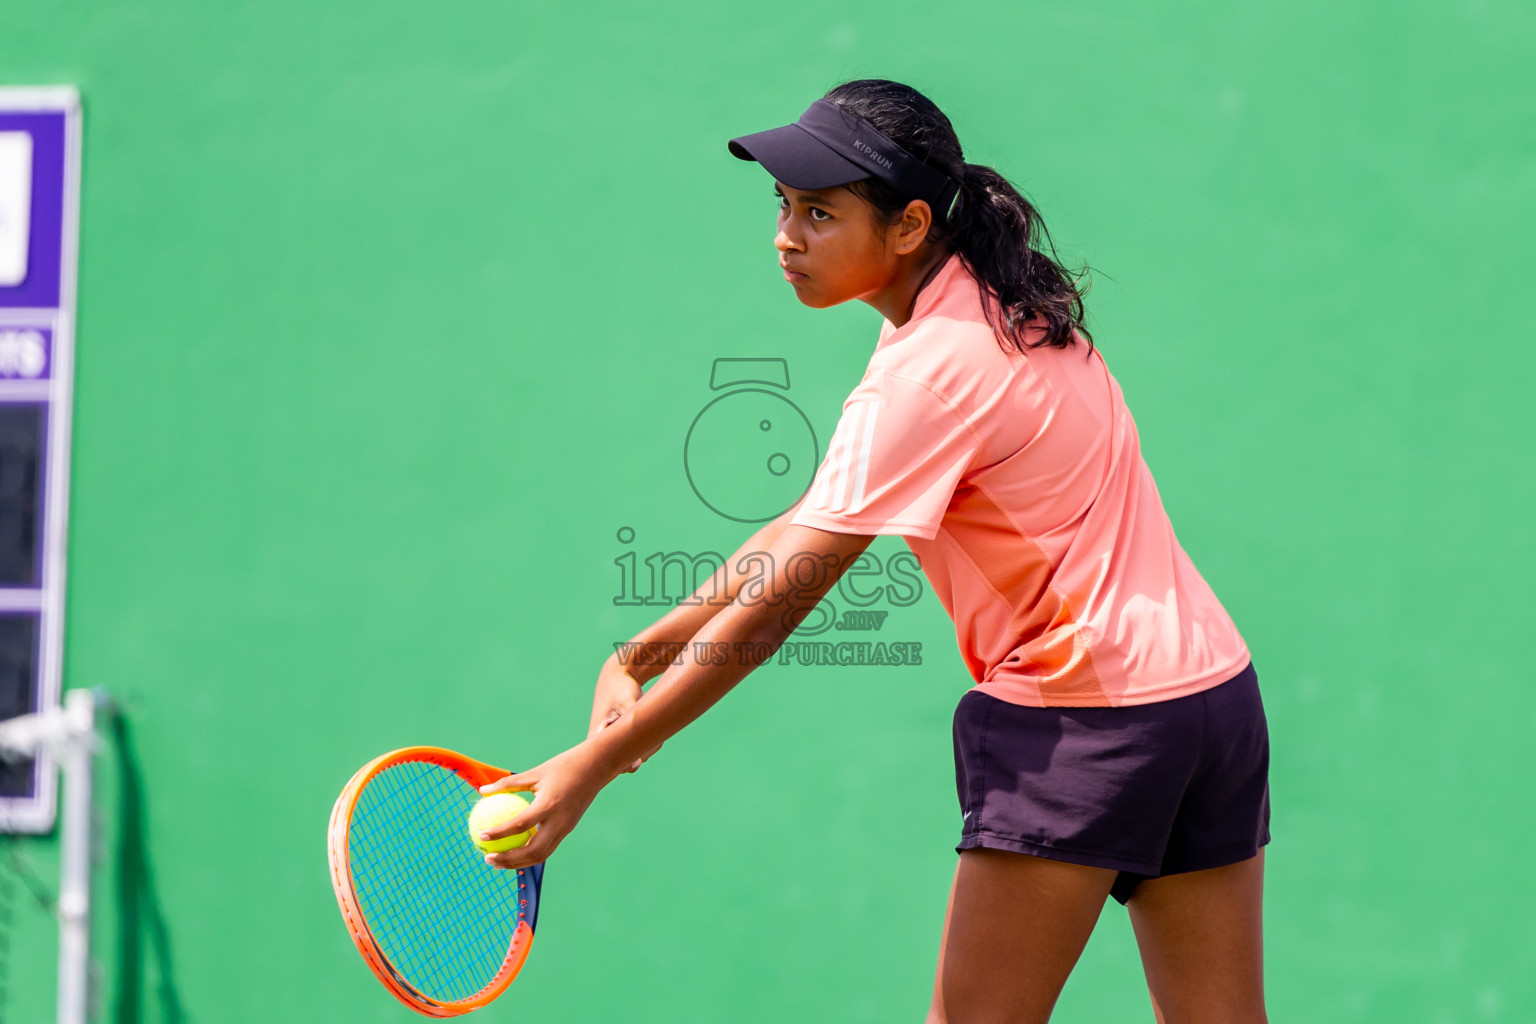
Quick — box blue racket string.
[348,761,532,1003]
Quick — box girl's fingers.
[477,782,553,838]
[480,807,540,840]
[485,825,555,870]
[590,704,627,740]
[479,771,538,796]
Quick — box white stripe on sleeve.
[848,397,880,512]
[808,398,881,515]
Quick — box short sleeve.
[790,371,981,540]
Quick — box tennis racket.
[327,745,544,1016]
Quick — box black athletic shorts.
[952,660,1270,906]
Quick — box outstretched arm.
[484,523,875,869]
[588,497,807,768]
[604,495,809,687]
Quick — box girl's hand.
[589,657,662,773]
[476,740,611,871]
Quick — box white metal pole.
[0,688,97,1024]
[55,689,94,1024]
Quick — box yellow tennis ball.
[467,793,534,854]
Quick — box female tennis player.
[478,79,1270,1023]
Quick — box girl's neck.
[866,244,953,327]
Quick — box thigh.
[927,848,1116,1024]
[1125,849,1267,1024]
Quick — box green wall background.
[2,1,1533,1020]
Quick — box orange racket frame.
[327,746,539,1017]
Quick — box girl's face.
[774,182,908,309]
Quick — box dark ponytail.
[824,79,1093,354]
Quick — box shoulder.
[870,316,987,386]
[867,312,1026,420]
[869,256,1027,387]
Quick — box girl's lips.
[782,266,808,282]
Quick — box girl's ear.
[893,199,934,255]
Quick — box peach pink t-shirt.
[789,253,1250,708]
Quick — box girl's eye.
[772,194,829,222]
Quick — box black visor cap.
[729,98,959,218]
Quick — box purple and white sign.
[0,326,51,379]
[0,88,79,834]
